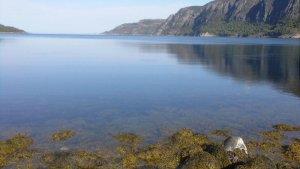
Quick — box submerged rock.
[179,152,221,169]
[224,136,248,154]
[51,130,76,142]
[272,124,300,131]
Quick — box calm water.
[0,34,299,149]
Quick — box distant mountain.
[105,0,300,38]
[104,19,165,35]
[0,24,25,33]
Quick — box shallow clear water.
[0,34,299,149]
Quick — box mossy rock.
[234,155,276,169]
[272,124,300,131]
[179,152,221,169]
[204,144,231,168]
[51,130,76,142]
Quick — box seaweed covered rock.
[168,128,209,149]
[179,152,221,169]
[115,133,143,147]
[234,155,276,169]
[204,144,231,168]
[42,151,105,169]
[211,129,230,137]
[137,144,177,169]
[51,130,76,142]
[283,141,300,162]
[0,134,33,168]
[262,130,284,142]
[272,124,300,131]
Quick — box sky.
[0,0,213,34]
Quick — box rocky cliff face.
[105,0,300,37]
[155,6,203,36]
[103,19,165,35]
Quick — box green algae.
[0,134,33,168]
[51,130,76,142]
[273,124,300,131]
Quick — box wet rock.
[204,144,231,168]
[224,136,248,154]
[234,155,276,169]
[179,152,221,169]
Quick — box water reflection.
[137,44,300,97]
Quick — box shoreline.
[1,124,299,168]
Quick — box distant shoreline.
[1,32,299,39]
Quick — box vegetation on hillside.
[0,24,25,33]
[198,20,300,37]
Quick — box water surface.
[0,34,299,149]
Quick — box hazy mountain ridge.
[105,0,300,38]
[0,24,25,33]
[103,19,165,35]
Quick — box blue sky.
[0,0,213,34]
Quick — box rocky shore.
[0,124,299,169]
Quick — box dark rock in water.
[179,152,221,169]
[204,144,231,168]
[234,155,276,169]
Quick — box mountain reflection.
[138,43,300,97]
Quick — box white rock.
[224,136,248,154]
